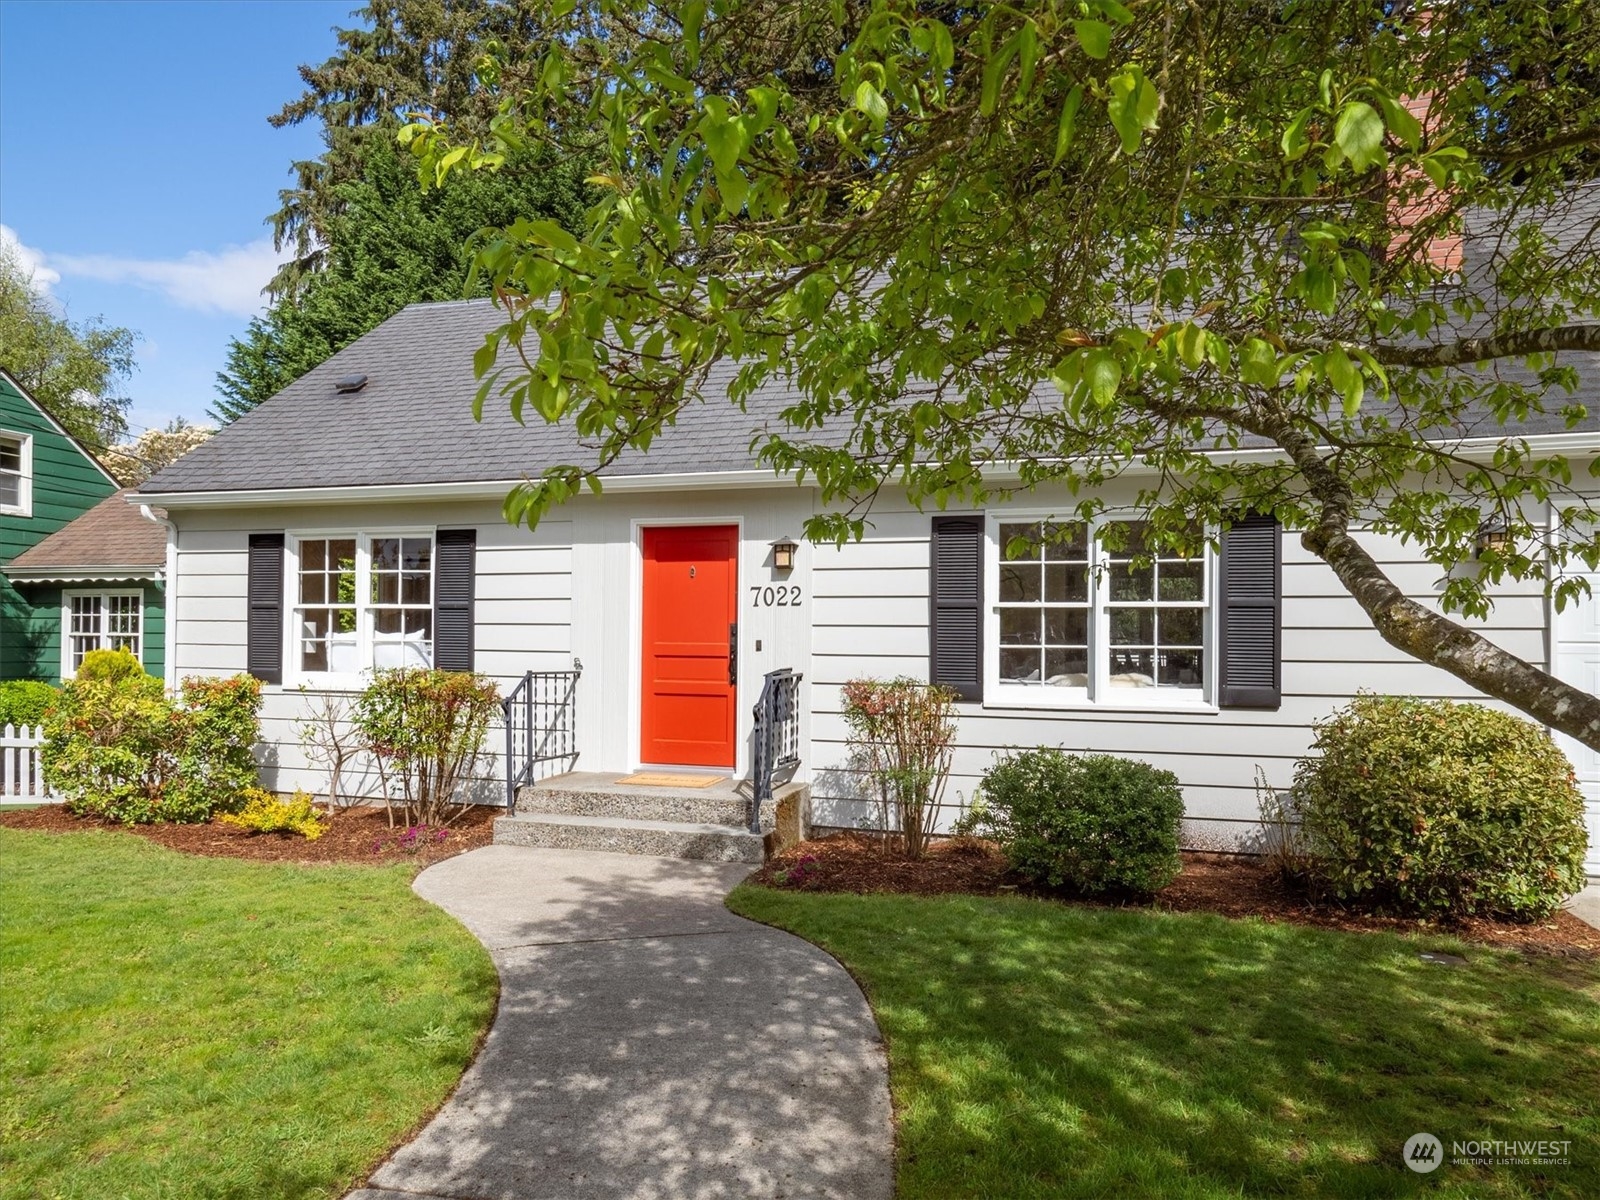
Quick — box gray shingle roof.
[141,299,807,494]
[143,188,1600,496]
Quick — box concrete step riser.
[494,817,766,863]
[517,787,767,828]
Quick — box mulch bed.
[751,831,1600,958]
[0,803,497,867]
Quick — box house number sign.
[750,584,803,608]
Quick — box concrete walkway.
[1567,882,1600,929]
[348,846,894,1200]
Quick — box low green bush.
[220,788,326,840]
[42,671,263,825]
[1295,695,1588,920]
[0,680,59,728]
[964,748,1184,896]
[352,668,500,827]
[74,647,145,684]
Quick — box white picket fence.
[0,724,54,802]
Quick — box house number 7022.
[751,584,803,607]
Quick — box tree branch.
[1363,323,1600,367]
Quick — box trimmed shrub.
[42,672,262,824]
[74,647,145,684]
[221,788,326,840]
[1295,695,1588,920]
[42,672,178,824]
[967,749,1184,896]
[0,680,59,727]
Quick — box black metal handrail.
[750,668,802,833]
[503,661,582,812]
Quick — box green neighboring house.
[1,370,166,683]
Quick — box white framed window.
[288,531,434,682]
[0,430,32,516]
[62,591,143,676]
[985,513,1214,708]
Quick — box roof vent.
[335,373,369,394]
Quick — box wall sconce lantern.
[1474,515,1511,559]
[770,536,798,571]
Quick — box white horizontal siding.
[806,489,1573,847]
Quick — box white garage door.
[1553,575,1600,877]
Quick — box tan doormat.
[614,772,725,789]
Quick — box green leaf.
[854,80,889,126]
[1376,94,1423,151]
[1281,107,1315,161]
[1324,347,1364,413]
[1334,101,1386,173]
[1107,67,1159,155]
[1085,352,1122,406]
[1176,323,1206,370]
[1240,338,1281,388]
[1074,19,1113,59]
[1053,85,1084,165]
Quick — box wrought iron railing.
[750,668,802,833]
[502,661,582,813]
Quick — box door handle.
[728,622,738,686]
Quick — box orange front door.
[641,525,738,767]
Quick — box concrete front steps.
[493,771,810,863]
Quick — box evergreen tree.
[214,0,591,422]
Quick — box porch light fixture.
[1474,514,1511,559]
[770,536,798,571]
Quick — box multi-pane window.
[997,521,1091,689]
[991,516,1210,703]
[0,433,26,512]
[1104,522,1207,690]
[65,592,143,674]
[293,534,433,676]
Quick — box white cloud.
[50,238,283,318]
[1,224,61,296]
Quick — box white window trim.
[0,429,32,517]
[982,510,1219,712]
[60,589,144,679]
[284,527,437,689]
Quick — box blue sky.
[1,0,358,434]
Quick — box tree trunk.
[1252,405,1600,753]
[1303,520,1600,752]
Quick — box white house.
[136,297,1600,871]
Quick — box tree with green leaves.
[213,136,589,421]
[214,0,594,421]
[408,0,1600,751]
[0,242,134,450]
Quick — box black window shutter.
[1218,513,1282,709]
[929,515,984,701]
[246,533,285,684]
[433,529,477,672]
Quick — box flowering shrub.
[42,668,262,824]
[222,788,326,840]
[840,677,958,859]
[352,669,500,828]
[1295,695,1588,919]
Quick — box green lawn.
[729,886,1600,1200]
[0,828,497,1199]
